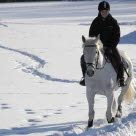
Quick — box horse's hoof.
[107,117,115,123]
[88,120,93,128]
[116,111,122,118]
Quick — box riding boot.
[80,55,86,86]
[118,63,126,87]
[112,48,126,87]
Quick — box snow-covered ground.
[0,0,136,136]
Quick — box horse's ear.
[96,34,100,41]
[82,35,86,43]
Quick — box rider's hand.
[105,47,112,57]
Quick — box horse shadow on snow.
[0,112,136,136]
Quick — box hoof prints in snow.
[54,112,62,115]
[1,103,11,110]
[26,111,36,114]
[28,119,41,123]
[25,109,36,114]
[43,115,49,118]
[70,105,77,108]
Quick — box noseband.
[84,44,107,72]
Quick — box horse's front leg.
[106,93,115,123]
[86,88,95,128]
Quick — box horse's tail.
[123,55,136,102]
[124,79,135,102]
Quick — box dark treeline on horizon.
[0,0,62,2]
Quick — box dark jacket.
[89,13,120,49]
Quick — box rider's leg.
[80,54,86,86]
[112,48,126,86]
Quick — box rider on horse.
[80,1,126,87]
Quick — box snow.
[0,0,136,136]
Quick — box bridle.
[84,44,107,72]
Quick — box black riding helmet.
[98,1,110,11]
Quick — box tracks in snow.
[0,45,78,84]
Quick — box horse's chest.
[85,64,117,94]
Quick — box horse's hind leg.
[86,88,95,128]
[116,84,130,118]
[106,93,115,123]
[116,105,122,118]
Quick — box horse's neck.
[97,49,105,68]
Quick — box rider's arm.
[108,19,120,48]
[89,18,99,37]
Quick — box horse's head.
[82,35,103,77]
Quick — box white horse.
[82,35,135,128]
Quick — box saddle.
[105,52,129,80]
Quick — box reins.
[86,48,109,71]
[96,50,108,70]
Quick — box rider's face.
[100,10,109,18]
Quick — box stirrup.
[79,77,85,86]
[119,79,127,87]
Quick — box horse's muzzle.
[86,69,95,77]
